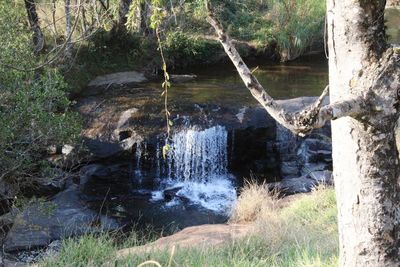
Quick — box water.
[145,54,329,109]
[167,126,228,181]
[136,126,237,213]
[82,55,330,231]
[386,8,400,45]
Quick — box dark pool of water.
[144,54,329,108]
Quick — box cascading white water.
[152,125,236,213]
[167,125,228,181]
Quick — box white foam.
[151,190,164,202]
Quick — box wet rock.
[163,187,183,202]
[4,186,119,252]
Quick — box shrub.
[266,0,326,61]
[164,31,222,68]
[0,1,81,192]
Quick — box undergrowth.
[41,187,338,267]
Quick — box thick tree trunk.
[205,0,399,263]
[327,0,400,266]
[24,0,44,53]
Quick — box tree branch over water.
[204,0,366,136]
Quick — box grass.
[41,186,338,267]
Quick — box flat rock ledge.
[88,71,148,88]
[116,224,252,258]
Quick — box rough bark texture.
[206,0,400,266]
[205,2,363,136]
[65,0,72,58]
[24,0,44,53]
[327,1,400,266]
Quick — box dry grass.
[229,180,279,223]
[42,186,338,266]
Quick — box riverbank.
[39,187,337,266]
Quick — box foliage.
[266,0,326,61]
[0,1,81,191]
[42,188,338,266]
[163,31,222,67]
[41,234,116,267]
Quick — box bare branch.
[205,0,363,136]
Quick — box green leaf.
[162,144,170,159]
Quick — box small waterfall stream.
[134,125,236,213]
[167,125,228,181]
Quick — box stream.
[81,54,330,233]
[81,9,399,232]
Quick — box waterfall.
[167,125,228,181]
[153,125,236,213]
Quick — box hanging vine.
[127,0,173,158]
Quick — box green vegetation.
[0,1,81,192]
[42,187,338,266]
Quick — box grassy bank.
[42,186,338,267]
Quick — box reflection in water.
[386,8,400,45]
[144,54,329,108]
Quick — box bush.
[164,31,222,68]
[266,0,326,61]
[0,1,81,192]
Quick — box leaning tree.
[205,0,399,266]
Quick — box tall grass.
[41,186,338,267]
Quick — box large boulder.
[3,186,119,252]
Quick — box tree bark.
[65,0,72,58]
[206,0,400,266]
[327,1,400,266]
[24,0,44,53]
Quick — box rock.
[116,224,251,257]
[4,186,120,252]
[308,170,333,185]
[79,163,130,186]
[280,161,300,178]
[301,162,330,176]
[0,181,18,216]
[268,176,317,195]
[87,71,147,91]
[0,209,18,236]
[3,259,29,267]
[83,136,141,161]
[170,74,196,83]
[163,187,183,202]
[34,168,68,196]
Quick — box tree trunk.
[327,0,400,266]
[65,0,72,58]
[119,0,131,27]
[24,0,44,53]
